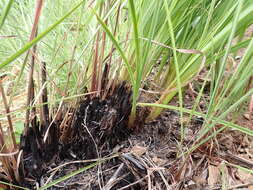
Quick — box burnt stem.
[41,61,49,128]
[25,43,37,134]
[24,0,44,135]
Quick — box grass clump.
[0,0,253,189]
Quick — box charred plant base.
[18,82,136,189]
[2,82,252,189]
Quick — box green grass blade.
[38,162,99,190]
[0,0,84,69]
[206,0,244,119]
[91,8,134,84]
[163,0,184,142]
[0,0,14,30]
[0,181,29,190]
[128,0,141,123]
[226,162,253,175]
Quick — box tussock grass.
[0,0,253,188]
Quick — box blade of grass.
[0,181,29,190]
[205,0,244,120]
[163,0,184,142]
[128,0,141,126]
[226,162,253,175]
[188,68,212,123]
[38,161,99,190]
[0,0,84,69]
[24,0,43,133]
[91,8,134,84]
[0,0,14,30]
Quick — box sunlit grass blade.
[91,8,134,84]
[163,0,184,143]
[0,0,84,69]
[205,0,244,121]
[128,0,141,125]
[147,1,253,120]
[0,0,14,30]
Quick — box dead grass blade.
[0,81,17,148]
[24,0,44,135]
[40,61,49,128]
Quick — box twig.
[0,150,19,157]
[0,35,16,38]
[82,105,104,189]
[41,61,49,128]
[220,152,253,169]
[228,182,253,190]
[48,154,118,173]
[102,163,124,190]
[118,175,148,190]
[145,155,171,190]
[43,99,64,142]
[91,30,100,94]
[43,169,58,186]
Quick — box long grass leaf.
[38,162,99,190]
[128,0,141,124]
[91,8,134,84]
[206,0,244,119]
[0,0,84,69]
[163,0,184,142]
[0,0,14,30]
[0,181,29,190]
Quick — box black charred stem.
[24,0,43,136]
[90,30,100,94]
[101,63,109,99]
[24,42,37,136]
[41,61,49,128]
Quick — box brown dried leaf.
[208,165,220,186]
[243,113,250,120]
[193,175,206,186]
[237,169,253,182]
[152,156,167,166]
[131,145,147,157]
[219,162,230,189]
